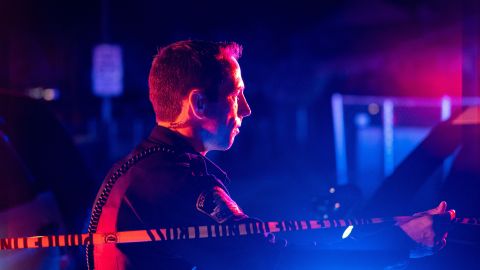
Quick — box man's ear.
[189,89,206,119]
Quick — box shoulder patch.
[196,186,246,223]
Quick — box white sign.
[92,44,123,97]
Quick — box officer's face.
[202,57,251,151]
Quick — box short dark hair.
[149,40,242,122]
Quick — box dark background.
[1,0,479,269]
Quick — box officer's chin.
[207,137,235,152]
[218,131,237,150]
[220,140,235,151]
[223,135,238,151]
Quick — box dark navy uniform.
[90,126,276,270]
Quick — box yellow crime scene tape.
[1,211,473,251]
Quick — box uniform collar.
[148,125,230,183]
[148,125,197,153]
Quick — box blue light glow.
[332,94,348,185]
[342,225,354,239]
[382,100,394,176]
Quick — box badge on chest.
[196,186,246,223]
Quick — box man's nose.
[239,93,251,118]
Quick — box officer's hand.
[394,201,455,258]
